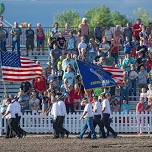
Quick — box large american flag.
[103,66,124,84]
[0,51,42,82]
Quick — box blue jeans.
[12,39,20,53]
[80,117,96,139]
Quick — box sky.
[1,0,152,26]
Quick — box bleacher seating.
[0,48,140,111]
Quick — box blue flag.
[77,60,116,89]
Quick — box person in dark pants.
[88,96,106,138]
[0,23,8,51]
[51,99,60,138]
[25,23,35,56]
[13,98,27,137]
[58,98,69,138]
[3,98,12,138]
[10,22,22,55]
[101,93,117,138]
[3,99,22,138]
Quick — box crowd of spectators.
[0,17,152,115]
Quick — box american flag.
[0,51,42,82]
[102,66,124,84]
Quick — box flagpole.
[0,51,7,98]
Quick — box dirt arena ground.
[0,135,152,152]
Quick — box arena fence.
[0,112,151,136]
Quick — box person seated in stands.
[20,81,32,95]
[123,36,132,54]
[48,33,57,50]
[145,97,152,112]
[47,68,57,84]
[78,36,87,57]
[136,51,146,72]
[99,36,110,57]
[41,96,50,114]
[73,83,81,110]
[121,100,130,114]
[111,98,120,112]
[137,38,148,58]
[29,92,40,111]
[49,43,62,69]
[57,32,66,53]
[64,85,75,114]
[33,75,47,96]
[63,64,75,86]
[62,52,76,72]
[121,53,135,72]
[18,90,30,112]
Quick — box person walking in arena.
[13,96,27,137]
[3,96,22,139]
[57,96,70,138]
[79,98,96,140]
[50,98,60,138]
[101,93,117,138]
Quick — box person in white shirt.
[79,98,96,140]
[13,97,27,137]
[58,97,70,138]
[88,96,106,138]
[3,97,22,138]
[78,36,87,56]
[51,99,60,138]
[102,93,117,138]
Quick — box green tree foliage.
[134,8,151,26]
[85,6,112,28]
[55,10,81,28]
[111,11,128,26]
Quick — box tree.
[55,10,81,28]
[111,11,128,26]
[134,8,151,26]
[85,5,113,28]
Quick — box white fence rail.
[0,112,152,135]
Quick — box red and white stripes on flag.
[2,57,42,82]
[103,66,124,84]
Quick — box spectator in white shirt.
[78,36,87,56]
[79,98,96,140]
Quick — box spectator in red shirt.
[73,83,81,110]
[64,85,75,114]
[132,19,142,41]
[33,75,46,94]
